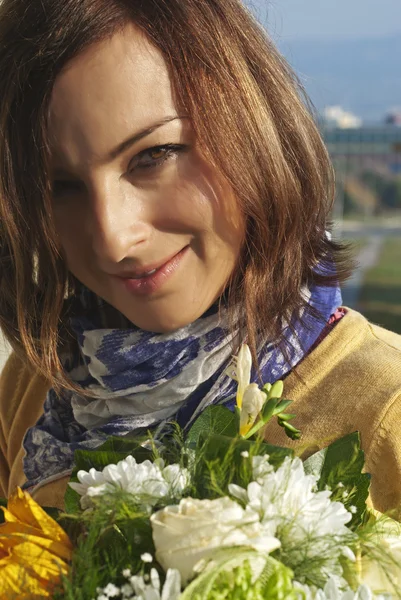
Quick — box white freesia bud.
[240,384,266,436]
[150,496,280,584]
[225,344,252,409]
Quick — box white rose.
[360,536,401,592]
[150,496,280,584]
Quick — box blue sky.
[246,0,401,40]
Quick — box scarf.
[23,282,342,491]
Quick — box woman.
[0,0,400,514]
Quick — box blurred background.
[0,0,400,372]
[246,0,401,334]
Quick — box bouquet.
[1,345,401,599]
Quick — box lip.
[115,246,189,296]
[115,249,183,279]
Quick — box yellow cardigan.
[1,308,401,514]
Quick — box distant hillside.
[277,33,401,123]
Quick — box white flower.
[342,546,356,562]
[150,496,280,585]
[240,384,266,436]
[230,455,354,581]
[129,568,181,600]
[294,578,386,600]
[161,464,190,496]
[120,583,134,598]
[251,454,274,481]
[226,344,268,435]
[225,344,252,409]
[68,455,190,509]
[102,583,120,597]
[94,582,121,599]
[359,510,401,593]
[94,569,181,600]
[140,553,153,563]
[68,467,112,502]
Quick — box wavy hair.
[0,0,351,390]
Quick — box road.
[334,218,401,239]
[336,219,401,309]
[341,235,384,307]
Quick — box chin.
[124,310,199,334]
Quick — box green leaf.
[276,413,296,422]
[273,399,293,415]
[186,405,239,447]
[259,558,298,599]
[64,475,82,514]
[261,398,279,422]
[315,432,370,528]
[180,549,295,600]
[193,433,293,498]
[73,445,153,474]
[278,420,301,440]
[201,433,292,466]
[243,418,268,439]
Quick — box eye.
[129,143,188,173]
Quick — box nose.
[88,178,151,266]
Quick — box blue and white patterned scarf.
[23,282,342,492]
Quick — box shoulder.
[301,307,401,393]
[0,352,50,495]
[342,307,401,363]
[285,308,401,514]
[291,307,401,441]
[0,352,50,434]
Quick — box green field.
[358,237,401,334]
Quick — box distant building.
[323,105,362,129]
[385,110,401,126]
[322,125,401,216]
[322,126,401,174]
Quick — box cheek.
[167,158,245,246]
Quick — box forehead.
[48,24,178,169]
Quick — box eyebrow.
[108,115,185,161]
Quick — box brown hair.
[0,0,351,390]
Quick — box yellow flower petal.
[0,541,67,597]
[0,488,72,598]
[4,487,72,549]
[0,522,72,561]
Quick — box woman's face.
[49,24,245,332]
